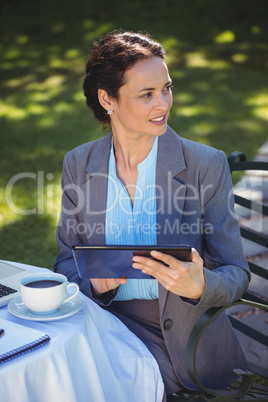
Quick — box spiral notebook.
[0,319,50,364]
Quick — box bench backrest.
[227,151,268,383]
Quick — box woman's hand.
[132,248,206,300]
[90,277,127,297]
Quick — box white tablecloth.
[0,261,164,402]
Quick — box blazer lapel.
[83,131,112,244]
[156,126,187,245]
[156,126,187,316]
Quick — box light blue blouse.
[105,137,159,300]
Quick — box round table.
[0,261,164,402]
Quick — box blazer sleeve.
[196,150,250,307]
[53,152,118,304]
[53,152,91,296]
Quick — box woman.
[54,31,250,398]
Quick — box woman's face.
[110,57,173,139]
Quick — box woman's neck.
[112,131,156,171]
[111,129,157,205]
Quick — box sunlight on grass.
[0,102,27,119]
[3,75,36,89]
[3,49,20,60]
[237,120,264,133]
[170,70,185,79]
[65,49,81,59]
[185,52,210,68]
[232,53,248,63]
[1,177,62,229]
[245,93,268,121]
[174,92,195,104]
[44,75,66,88]
[39,116,57,128]
[1,92,86,127]
[161,37,182,65]
[27,104,48,115]
[162,37,180,51]
[214,30,235,44]
[191,81,210,91]
[49,58,67,68]
[175,105,215,117]
[55,102,73,113]
[25,77,66,93]
[252,106,268,121]
[0,206,20,227]
[15,35,29,44]
[0,212,58,267]
[73,91,85,102]
[184,52,231,69]
[191,121,214,136]
[83,23,114,43]
[206,60,231,69]
[246,94,268,106]
[31,92,52,102]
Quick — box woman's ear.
[98,89,113,112]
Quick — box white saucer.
[8,293,83,321]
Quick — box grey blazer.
[54,126,250,391]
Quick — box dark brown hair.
[83,30,165,125]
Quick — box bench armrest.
[185,299,268,399]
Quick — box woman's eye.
[164,85,173,92]
[142,92,152,98]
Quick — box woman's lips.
[149,115,167,125]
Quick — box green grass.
[0,0,268,267]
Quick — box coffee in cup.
[20,272,79,314]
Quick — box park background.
[0,0,268,268]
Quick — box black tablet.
[72,245,191,279]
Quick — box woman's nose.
[154,93,171,110]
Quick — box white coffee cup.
[19,272,79,315]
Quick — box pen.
[0,329,4,338]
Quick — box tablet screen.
[72,245,191,279]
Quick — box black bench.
[172,152,268,401]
